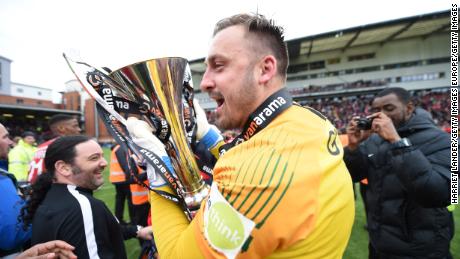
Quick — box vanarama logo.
[206,202,245,249]
[101,88,115,110]
[243,96,287,140]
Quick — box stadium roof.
[189,10,450,74]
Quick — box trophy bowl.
[108,57,208,210]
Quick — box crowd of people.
[299,89,451,133]
[206,89,451,135]
[0,12,454,259]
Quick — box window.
[427,57,449,65]
[16,99,24,104]
[309,61,325,70]
[400,61,421,68]
[348,53,375,62]
[327,58,341,65]
[399,72,441,83]
[355,66,380,73]
[287,60,325,73]
[287,63,310,73]
[38,91,42,96]
[17,88,23,93]
[287,58,442,83]
[383,63,399,70]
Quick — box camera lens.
[356,118,373,130]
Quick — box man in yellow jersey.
[129,13,355,258]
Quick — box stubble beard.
[216,71,256,130]
[71,165,104,190]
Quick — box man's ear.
[56,124,64,135]
[258,55,277,85]
[406,101,415,116]
[55,160,72,177]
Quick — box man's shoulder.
[286,105,327,121]
[0,171,15,188]
[45,185,107,213]
[409,126,450,153]
[0,168,17,186]
[70,187,108,208]
[0,167,10,175]
[280,105,336,133]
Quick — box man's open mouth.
[216,98,224,108]
[210,93,225,109]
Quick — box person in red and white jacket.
[28,114,81,183]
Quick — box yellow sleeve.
[149,193,204,259]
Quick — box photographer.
[344,87,453,258]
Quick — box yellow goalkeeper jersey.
[150,104,355,259]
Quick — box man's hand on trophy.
[193,99,223,149]
[126,117,175,191]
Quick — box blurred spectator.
[12,136,21,147]
[110,144,135,225]
[28,114,82,183]
[0,123,31,257]
[8,131,37,183]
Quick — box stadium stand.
[193,10,451,136]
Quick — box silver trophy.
[64,55,209,214]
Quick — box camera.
[356,117,374,130]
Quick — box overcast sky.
[0,0,452,94]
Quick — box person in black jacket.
[20,135,152,259]
[344,87,453,259]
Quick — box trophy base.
[184,183,211,211]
